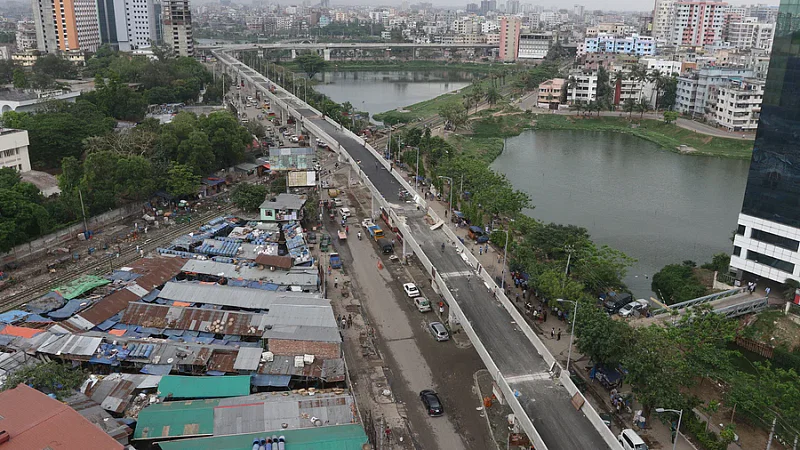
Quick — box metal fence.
[652,287,748,316]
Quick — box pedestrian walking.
[345,225,349,234]
[334,277,339,288]
[341,317,347,329]
[752,282,758,294]
[337,315,341,327]
[766,287,771,298]
[347,314,352,328]
[522,289,527,299]
[515,293,520,303]
[557,329,562,341]
[551,328,555,339]
[479,247,483,255]
[543,310,547,322]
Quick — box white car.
[403,283,420,297]
[414,297,432,312]
[339,207,351,220]
[618,299,649,318]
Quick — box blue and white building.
[577,33,655,57]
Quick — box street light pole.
[438,176,453,213]
[565,299,578,372]
[655,408,684,450]
[500,229,509,291]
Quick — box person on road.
[357,231,362,240]
[441,242,445,252]
[334,277,339,288]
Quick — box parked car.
[333,199,344,207]
[403,283,420,297]
[604,292,633,315]
[419,390,444,416]
[618,299,649,318]
[618,429,648,450]
[414,297,431,312]
[339,208,351,220]
[429,322,449,341]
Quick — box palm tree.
[649,69,664,111]
[636,98,650,118]
[586,100,601,117]
[623,98,636,118]
[485,85,501,105]
[567,76,578,104]
[570,100,585,116]
[471,84,485,112]
[613,70,626,106]
[629,64,648,102]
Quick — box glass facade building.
[732,0,800,282]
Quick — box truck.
[329,253,342,269]
[368,225,384,241]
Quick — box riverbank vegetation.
[532,114,754,159]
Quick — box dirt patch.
[678,145,698,154]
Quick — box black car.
[604,293,633,315]
[419,390,443,416]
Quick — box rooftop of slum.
[0,329,345,381]
[158,281,327,310]
[64,392,132,445]
[259,193,307,211]
[157,424,369,450]
[82,373,162,414]
[120,301,340,342]
[181,259,317,287]
[198,238,263,259]
[0,383,125,450]
[135,390,358,441]
[157,375,252,399]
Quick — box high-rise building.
[162,0,193,56]
[98,0,157,51]
[499,15,521,62]
[669,1,728,48]
[731,0,800,283]
[15,21,38,50]
[32,0,102,54]
[652,0,675,41]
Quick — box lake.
[313,70,474,119]
[492,129,751,297]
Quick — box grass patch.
[374,91,466,123]
[471,113,535,138]
[447,135,505,162]
[533,114,754,159]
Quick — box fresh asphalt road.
[307,116,611,450]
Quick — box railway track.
[1,205,237,312]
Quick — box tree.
[660,76,679,111]
[167,163,200,198]
[81,73,147,121]
[726,363,800,435]
[575,297,632,365]
[783,278,800,301]
[596,66,612,106]
[700,253,730,273]
[649,69,665,110]
[231,183,267,211]
[12,68,26,88]
[485,85,501,106]
[438,102,468,130]
[33,53,78,80]
[570,101,585,116]
[663,110,679,124]
[295,53,327,79]
[623,98,636,118]
[0,168,52,252]
[636,98,650,118]
[2,361,87,400]
[651,263,707,305]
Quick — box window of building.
[746,250,795,273]
[733,246,742,256]
[751,228,799,251]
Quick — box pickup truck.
[362,218,375,229]
[329,253,342,269]
[368,225,384,240]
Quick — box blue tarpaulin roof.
[468,226,483,234]
[47,298,92,319]
[141,364,173,375]
[0,335,17,346]
[24,314,53,323]
[250,374,291,387]
[0,310,29,324]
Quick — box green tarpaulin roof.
[157,375,251,400]
[52,275,111,299]
[133,399,218,440]
[157,424,369,450]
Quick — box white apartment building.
[481,20,499,33]
[567,70,598,103]
[98,0,158,51]
[518,32,553,59]
[669,1,728,48]
[0,129,31,173]
[163,0,193,56]
[32,0,102,53]
[577,33,656,56]
[675,67,755,116]
[15,21,37,50]
[639,57,683,75]
[726,19,774,52]
[709,78,763,131]
[652,0,675,42]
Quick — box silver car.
[429,322,449,341]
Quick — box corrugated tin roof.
[157,375,251,400]
[64,392,132,445]
[85,373,163,414]
[233,347,262,371]
[77,289,139,326]
[120,303,269,337]
[0,384,124,450]
[253,254,294,270]
[258,193,306,211]
[37,334,102,357]
[158,282,327,310]
[156,424,368,450]
[206,350,238,373]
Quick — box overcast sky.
[320,0,782,11]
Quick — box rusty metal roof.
[77,289,139,326]
[253,254,294,269]
[120,303,269,337]
[206,350,238,373]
